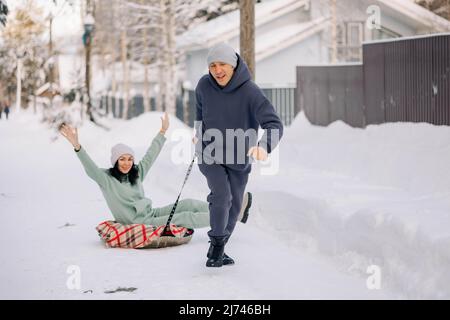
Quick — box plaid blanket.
[96,221,194,249]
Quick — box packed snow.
[0,107,449,299]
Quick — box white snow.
[1,107,449,299]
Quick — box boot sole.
[206,252,234,266]
[206,261,223,267]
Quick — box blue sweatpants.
[198,163,249,238]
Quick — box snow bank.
[249,112,450,299]
[286,112,450,194]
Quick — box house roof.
[35,82,61,98]
[377,0,450,32]
[177,0,310,51]
[255,16,330,62]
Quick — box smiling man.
[194,42,284,267]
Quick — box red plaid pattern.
[96,221,194,249]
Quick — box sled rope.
[164,154,197,230]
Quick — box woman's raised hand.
[59,123,81,150]
[160,112,169,134]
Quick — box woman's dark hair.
[109,161,139,185]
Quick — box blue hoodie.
[195,54,284,171]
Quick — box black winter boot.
[206,236,227,268]
[223,253,235,265]
[207,243,235,266]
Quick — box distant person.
[0,101,3,120]
[3,101,9,120]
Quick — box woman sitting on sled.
[59,112,251,230]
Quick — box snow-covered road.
[1,109,449,299]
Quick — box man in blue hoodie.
[195,42,284,267]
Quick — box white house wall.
[255,33,325,87]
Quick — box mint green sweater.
[76,133,167,224]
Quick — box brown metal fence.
[297,64,365,127]
[297,33,450,127]
[100,87,297,127]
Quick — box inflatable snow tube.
[96,221,194,249]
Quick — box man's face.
[209,62,234,87]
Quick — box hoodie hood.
[207,53,251,93]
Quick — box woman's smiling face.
[117,154,134,174]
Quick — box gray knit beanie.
[207,42,238,68]
[110,143,135,166]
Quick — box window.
[335,21,364,62]
[347,22,363,46]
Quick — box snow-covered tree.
[92,0,240,117]
[1,0,47,110]
[416,0,450,20]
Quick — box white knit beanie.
[110,143,135,166]
[207,42,238,68]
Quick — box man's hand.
[192,128,199,144]
[247,146,268,161]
